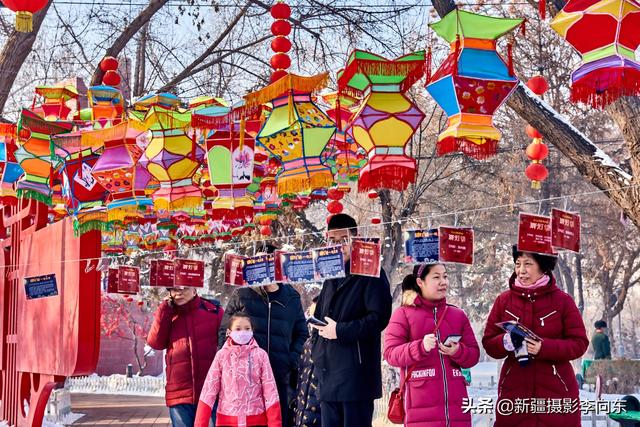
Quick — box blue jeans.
[169,403,216,427]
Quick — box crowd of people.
[148,213,598,427]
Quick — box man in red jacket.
[147,287,224,427]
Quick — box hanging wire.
[2,181,639,270]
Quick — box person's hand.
[422,334,437,352]
[439,341,460,357]
[310,317,337,340]
[525,338,542,356]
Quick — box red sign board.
[518,213,556,255]
[350,238,381,277]
[439,227,474,265]
[118,266,140,294]
[224,253,245,286]
[174,259,205,288]
[551,209,581,253]
[149,260,175,287]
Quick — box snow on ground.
[67,373,164,396]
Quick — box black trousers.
[276,377,292,427]
[320,400,374,427]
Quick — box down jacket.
[482,273,589,427]
[292,337,320,427]
[219,285,308,384]
[384,290,480,427]
[194,337,282,427]
[147,296,223,407]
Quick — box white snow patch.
[67,373,164,397]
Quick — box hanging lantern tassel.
[507,39,514,76]
[78,149,84,179]
[15,11,34,32]
[539,0,546,20]
[520,20,526,37]
[239,117,246,150]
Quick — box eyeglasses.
[166,287,189,294]
[326,236,350,245]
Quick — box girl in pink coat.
[195,312,282,427]
[384,263,479,427]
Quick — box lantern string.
[2,181,639,270]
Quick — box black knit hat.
[512,244,557,274]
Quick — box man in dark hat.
[592,320,612,360]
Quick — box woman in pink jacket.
[195,312,282,427]
[384,263,479,427]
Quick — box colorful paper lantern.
[88,120,153,222]
[87,85,125,128]
[338,50,425,191]
[14,109,73,204]
[34,86,78,121]
[247,73,336,197]
[0,124,23,203]
[2,0,48,32]
[141,106,204,211]
[551,0,640,108]
[427,10,523,159]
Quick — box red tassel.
[539,0,546,20]
[426,47,432,83]
[78,149,84,179]
[520,20,526,37]
[191,131,197,161]
[437,137,499,161]
[335,95,342,131]
[507,41,514,76]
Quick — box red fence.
[0,200,101,426]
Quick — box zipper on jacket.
[356,340,362,364]
[552,365,569,392]
[498,365,512,395]
[267,301,272,354]
[434,307,451,427]
[539,310,557,327]
[505,309,520,322]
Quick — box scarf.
[514,274,550,292]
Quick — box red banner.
[174,259,205,288]
[518,213,556,255]
[224,253,246,286]
[350,238,381,277]
[118,266,140,294]
[551,209,581,252]
[439,227,474,265]
[149,259,175,287]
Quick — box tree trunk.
[575,254,585,314]
[133,23,149,98]
[90,0,169,86]
[0,2,52,116]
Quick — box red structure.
[0,200,101,426]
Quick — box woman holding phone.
[384,263,479,426]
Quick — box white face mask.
[229,330,253,345]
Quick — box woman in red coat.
[384,263,479,427]
[482,246,588,427]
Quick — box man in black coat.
[311,214,392,427]
[219,244,309,427]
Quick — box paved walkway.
[70,393,171,426]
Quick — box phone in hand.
[442,335,462,347]
[307,316,328,327]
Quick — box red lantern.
[103,70,121,86]
[525,163,549,182]
[100,56,119,72]
[260,225,272,236]
[270,53,291,70]
[367,190,379,199]
[271,37,292,53]
[327,200,344,214]
[371,217,381,225]
[270,70,288,83]
[327,188,344,201]
[526,142,549,161]
[137,301,144,307]
[527,75,549,96]
[2,0,48,32]
[525,125,542,139]
[270,2,291,19]
[259,217,273,226]
[271,20,292,36]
